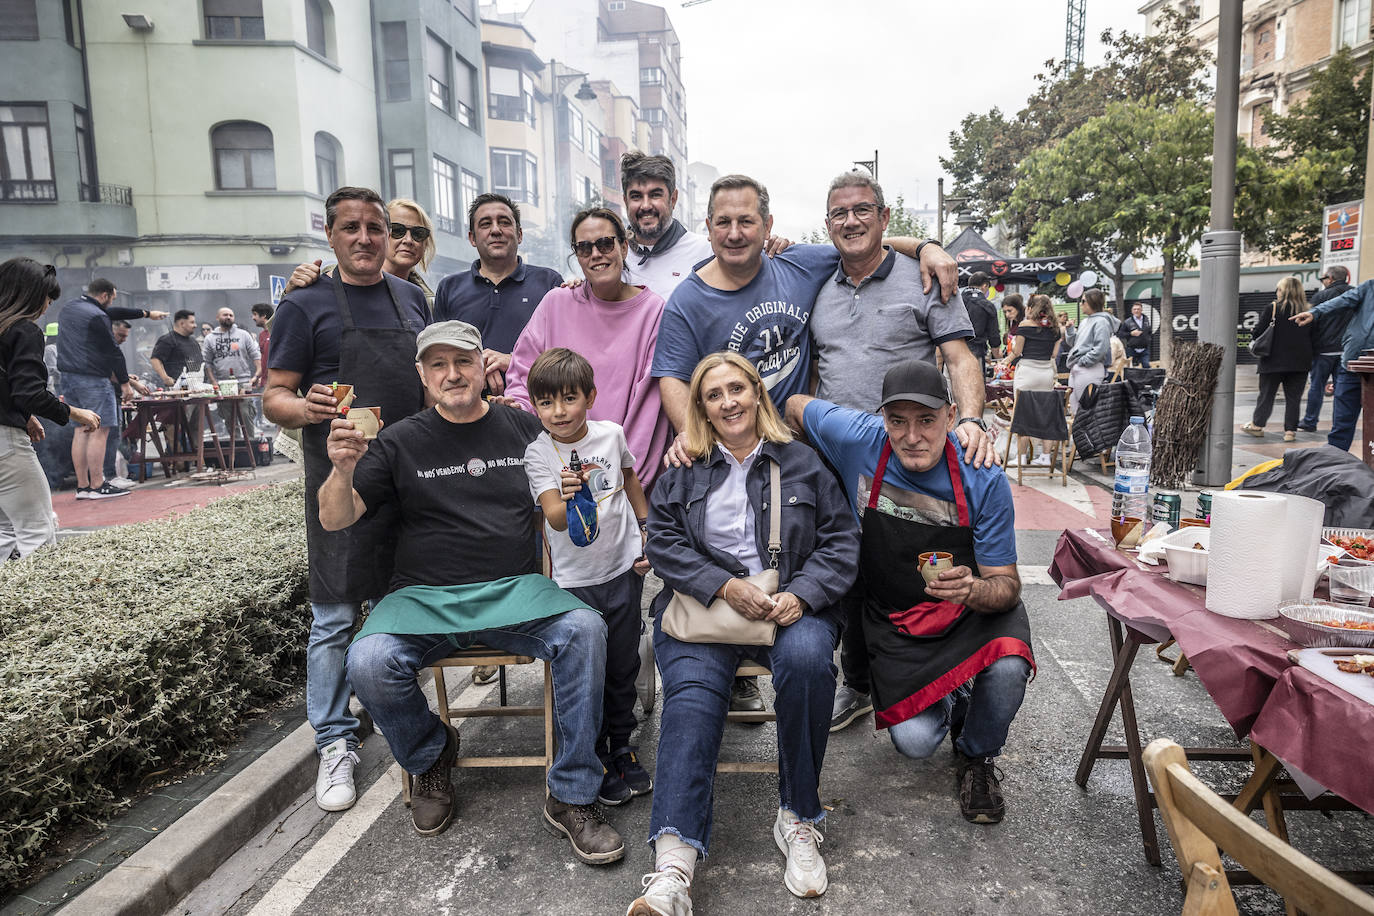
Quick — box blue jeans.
[1301,353,1344,428]
[647,612,839,857]
[347,608,607,804]
[1329,368,1362,452]
[887,656,1031,760]
[308,601,364,752]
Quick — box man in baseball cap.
[785,359,1034,826]
[318,318,625,863]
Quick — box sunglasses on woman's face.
[389,223,431,242]
[573,236,619,258]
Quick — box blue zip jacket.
[1309,278,1374,369]
[645,438,859,622]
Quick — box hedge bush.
[0,481,309,891]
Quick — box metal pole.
[872,149,878,182]
[1196,0,1243,487]
[937,177,945,246]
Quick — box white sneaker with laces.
[773,807,827,898]
[316,738,359,811]
[626,869,692,916]
[1030,453,1053,467]
[107,476,137,489]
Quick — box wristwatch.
[957,417,988,431]
[914,239,944,260]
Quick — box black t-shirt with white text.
[351,404,545,591]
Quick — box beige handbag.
[660,461,781,646]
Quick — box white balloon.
[1080,270,1099,287]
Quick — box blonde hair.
[684,352,792,459]
[1274,276,1307,318]
[388,198,437,271]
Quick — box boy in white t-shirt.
[523,347,653,807]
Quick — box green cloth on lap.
[354,574,596,642]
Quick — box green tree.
[1241,49,1371,263]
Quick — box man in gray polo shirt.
[809,170,991,733]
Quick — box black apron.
[301,273,425,603]
[859,438,1034,729]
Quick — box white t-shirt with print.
[524,419,640,588]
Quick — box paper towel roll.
[1277,494,1325,601]
[1207,491,1299,619]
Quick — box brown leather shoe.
[543,796,625,864]
[411,723,459,836]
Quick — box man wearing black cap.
[319,319,625,863]
[785,360,1034,825]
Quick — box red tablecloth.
[1051,527,1374,814]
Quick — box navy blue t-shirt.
[269,273,429,390]
[432,258,563,354]
[651,244,839,405]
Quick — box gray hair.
[826,170,885,211]
[707,174,770,221]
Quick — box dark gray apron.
[301,273,424,603]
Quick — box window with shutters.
[314,132,340,196]
[0,103,55,200]
[454,56,477,129]
[211,121,275,190]
[304,0,328,57]
[204,0,265,40]
[381,22,410,101]
[0,0,39,40]
[427,32,452,114]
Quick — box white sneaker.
[773,807,827,898]
[1030,454,1053,467]
[107,476,137,489]
[626,869,692,916]
[316,738,359,811]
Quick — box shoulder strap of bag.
[767,459,781,569]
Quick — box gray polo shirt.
[810,248,973,411]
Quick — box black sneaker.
[955,753,1006,824]
[411,723,459,836]
[1296,424,1318,432]
[730,675,765,712]
[87,482,131,499]
[612,746,653,796]
[597,764,633,806]
[74,487,92,500]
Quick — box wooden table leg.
[1076,616,1144,787]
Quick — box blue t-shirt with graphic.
[651,244,839,405]
[802,399,1017,566]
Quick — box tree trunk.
[1159,253,1175,370]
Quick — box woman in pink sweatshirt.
[506,207,670,490]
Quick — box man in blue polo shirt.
[432,193,562,395]
[785,360,1033,826]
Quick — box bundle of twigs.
[1151,341,1224,488]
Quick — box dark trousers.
[1128,349,1149,368]
[1301,353,1344,428]
[568,566,644,753]
[1253,370,1308,431]
[1329,369,1362,452]
[838,589,870,694]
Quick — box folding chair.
[1001,388,1072,486]
[1142,739,1374,916]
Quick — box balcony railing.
[435,214,456,234]
[488,94,534,126]
[1,179,57,202]
[77,182,134,205]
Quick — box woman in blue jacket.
[627,352,858,916]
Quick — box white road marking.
[246,677,498,915]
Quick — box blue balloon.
[1037,271,1054,283]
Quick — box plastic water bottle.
[1111,416,1152,521]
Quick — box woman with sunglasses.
[0,258,101,560]
[284,198,438,314]
[505,207,672,490]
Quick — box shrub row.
[0,481,309,891]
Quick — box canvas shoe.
[829,685,873,732]
[315,738,359,812]
[773,808,827,898]
[544,796,625,864]
[411,723,460,835]
[612,746,653,796]
[626,868,693,916]
[956,752,1007,824]
[86,482,131,499]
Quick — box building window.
[204,0,265,40]
[0,103,54,200]
[63,0,81,47]
[426,32,452,114]
[566,105,584,150]
[639,67,664,85]
[461,169,481,219]
[1251,101,1272,139]
[644,108,665,124]
[314,132,341,195]
[389,149,414,201]
[454,57,477,129]
[211,121,275,190]
[608,1,626,9]
[1338,0,1371,47]
[432,155,458,233]
[488,66,535,125]
[490,148,538,205]
[304,0,328,57]
[0,0,39,40]
[380,22,410,101]
[75,107,97,201]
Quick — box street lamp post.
[936,177,968,247]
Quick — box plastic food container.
[1278,600,1374,649]
[1161,526,1210,586]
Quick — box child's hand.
[633,556,651,576]
[558,467,586,501]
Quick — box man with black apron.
[264,187,428,813]
[787,359,1033,825]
